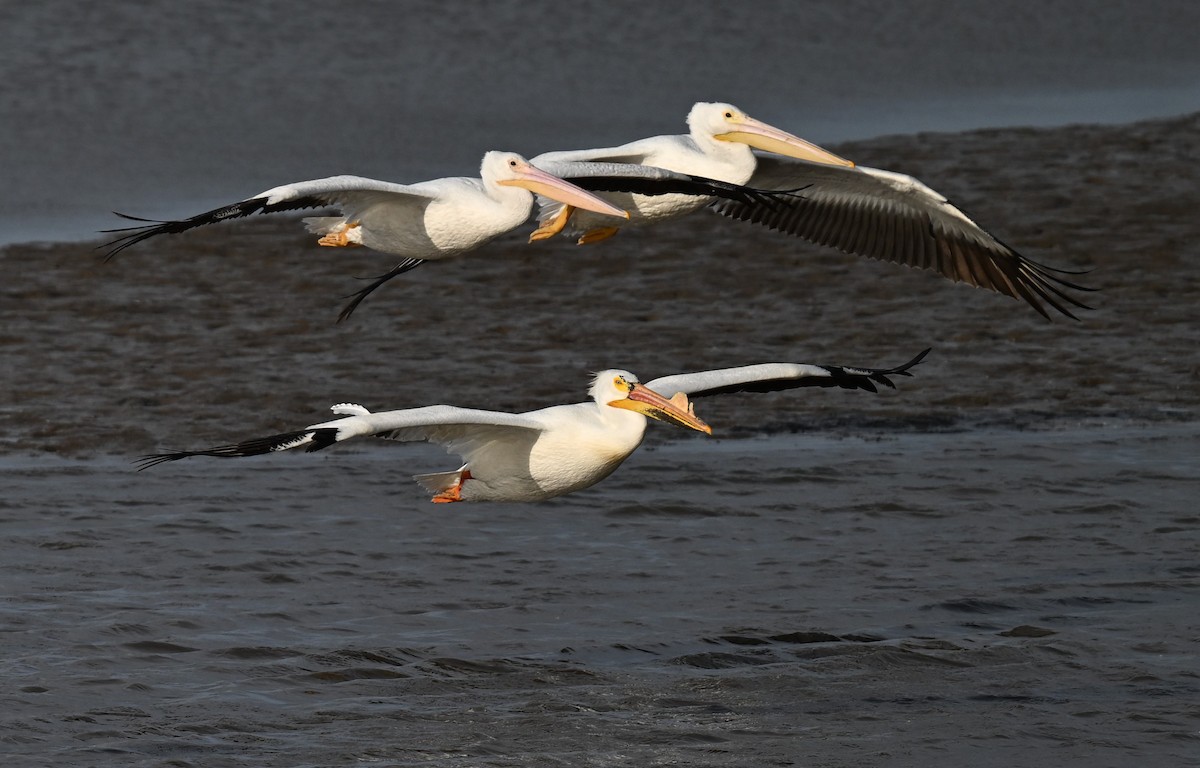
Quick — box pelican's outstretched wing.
[710,154,1093,319]
[101,176,439,259]
[645,348,929,398]
[532,137,671,168]
[136,404,544,470]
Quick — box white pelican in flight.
[101,152,630,321]
[103,151,795,321]
[137,349,928,503]
[530,101,850,243]
[532,102,1092,319]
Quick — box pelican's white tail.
[413,467,467,494]
[302,216,343,235]
[303,217,363,243]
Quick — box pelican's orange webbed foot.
[431,469,472,503]
[528,205,575,242]
[317,222,363,247]
[577,226,620,245]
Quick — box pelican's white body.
[455,399,648,502]
[299,175,524,258]
[314,372,654,502]
[272,153,613,260]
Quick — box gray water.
[4,425,1198,766]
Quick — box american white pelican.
[137,349,928,503]
[532,102,1091,319]
[530,101,851,243]
[101,152,630,321]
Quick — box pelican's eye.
[613,375,630,392]
[724,111,733,119]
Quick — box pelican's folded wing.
[101,175,439,258]
[136,404,544,470]
[644,349,930,398]
[709,154,1093,319]
[361,406,545,473]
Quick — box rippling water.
[4,424,1198,765]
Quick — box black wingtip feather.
[98,195,334,261]
[821,347,930,391]
[709,193,1096,320]
[135,427,340,471]
[684,349,931,398]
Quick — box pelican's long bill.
[716,114,855,168]
[497,158,630,220]
[610,383,713,434]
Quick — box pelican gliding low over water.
[532,101,1092,319]
[101,152,630,321]
[138,349,928,503]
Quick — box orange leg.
[317,221,363,247]
[528,205,574,242]
[431,469,472,503]
[576,226,620,245]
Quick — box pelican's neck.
[487,179,533,207]
[477,156,536,208]
[687,126,755,184]
[469,175,535,229]
[598,401,650,446]
[588,378,651,446]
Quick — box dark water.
[3,2,1200,765]
[4,425,1197,766]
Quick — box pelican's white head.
[480,151,629,219]
[687,102,854,167]
[590,370,712,435]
